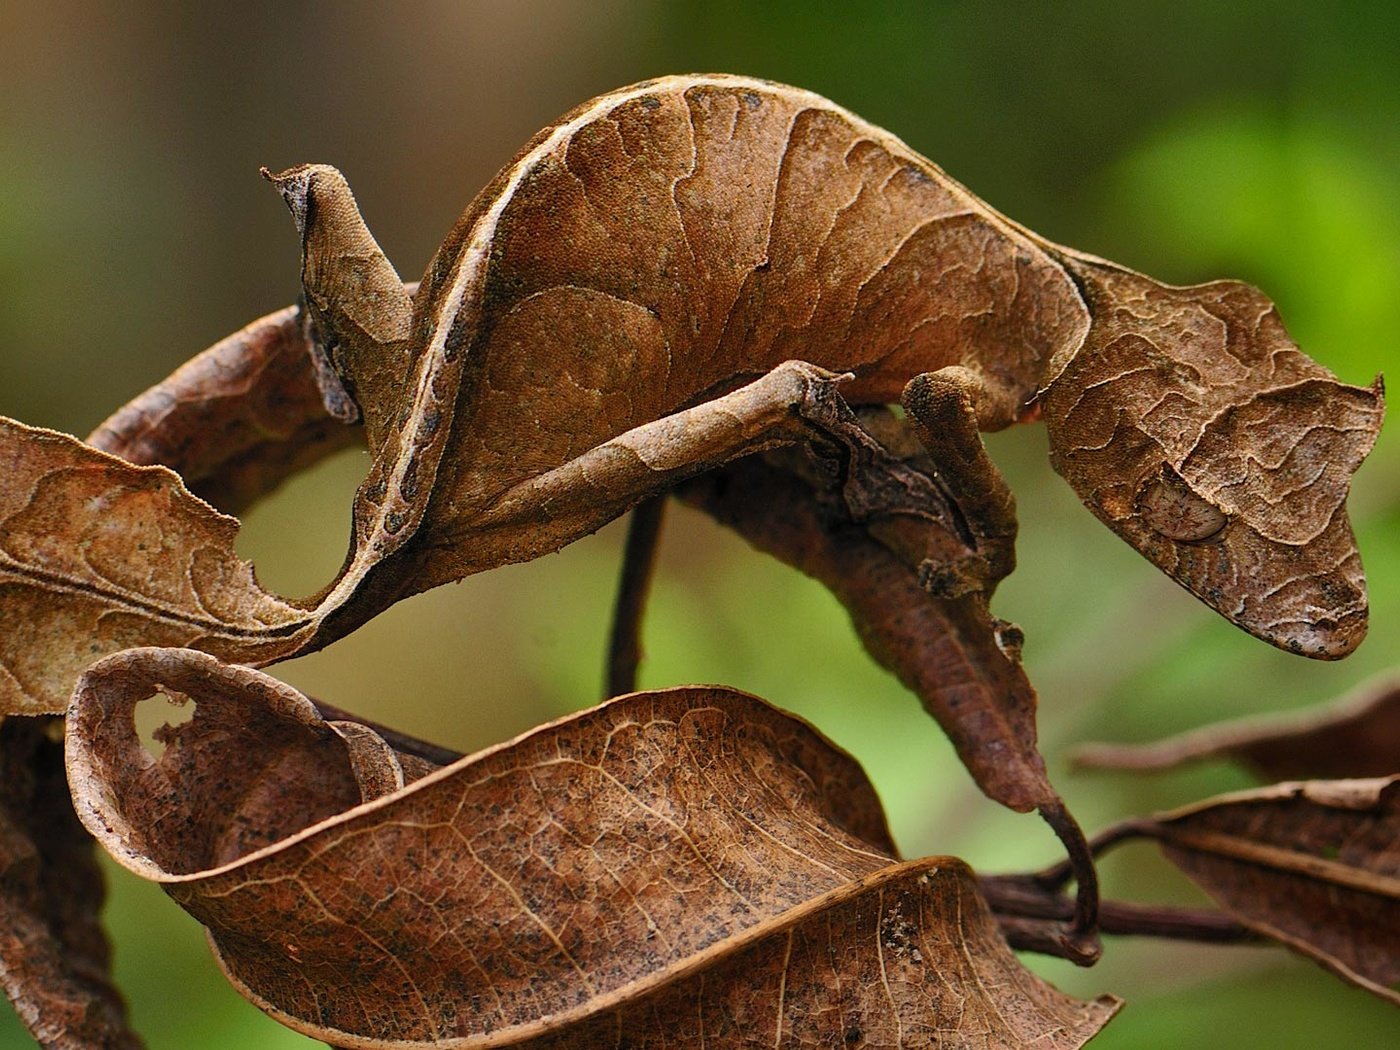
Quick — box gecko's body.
[269,74,1382,657]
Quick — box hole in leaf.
[133,691,194,760]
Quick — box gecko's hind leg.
[449,360,910,576]
[589,369,1001,700]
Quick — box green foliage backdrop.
[1,2,1396,1045]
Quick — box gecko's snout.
[1285,610,1368,660]
[1238,593,1369,661]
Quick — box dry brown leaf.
[1,301,370,716]
[679,449,1045,815]
[0,304,365,715]
[0,419,314,714]
[66,647,1118,1047]
[1143,776,1400,1003]
[0,717,141,1048]
[678,448,1108,962]
[1075,672,1400,780]
[512,859,1120,1050]
[679,440,1112,963]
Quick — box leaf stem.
[1033,816,1156,891]
[1036,798,1102,965]
[311,700,465,768]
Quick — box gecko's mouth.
[1244,607,1368,661]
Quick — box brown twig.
[605,496,668,697]
[1033,816,1156,891]
[980,873,1257,947]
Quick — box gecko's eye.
[1136,467,1228,543]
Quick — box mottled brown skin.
[267,73,1381,661]
[0,76,1377,724]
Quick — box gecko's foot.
[916,537,1015,599]
[917,555,991,599]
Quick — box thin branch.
[605,496,668,697]
[1033,816,1156,891]
[980,874,1257,948]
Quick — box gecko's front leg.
[899,366,1020,600]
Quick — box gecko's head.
[1041,269,1384,659]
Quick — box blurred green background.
[2,1,1397,1045]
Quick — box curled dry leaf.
[1074,672,1400,780]
[0,717,141,1049]
[67,648,1118,1047]
[678,448,1105,962]
[0,300,354,717]
[0,419,313,715]
[514,859,1119,1050]
[1142,776,1400,1004]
